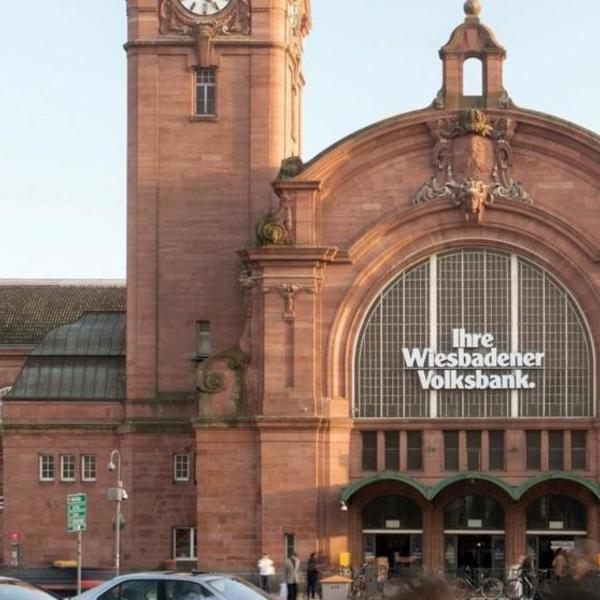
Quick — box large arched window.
[362,495,423,531]
[527,495,587,532]
[355,249,594,418]
[444,495,505,531]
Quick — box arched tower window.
[354,249,594,419]
[463,58,483,96]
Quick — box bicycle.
[505,571,555,600]
[452,568,504,600]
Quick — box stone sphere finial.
[464,0,482,17]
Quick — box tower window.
[196,321,211,360]
[195,69,217,116]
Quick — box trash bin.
[320,575,353,600]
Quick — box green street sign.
[67,493,87,533]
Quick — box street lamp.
[108,450,127,576]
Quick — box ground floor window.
[173,527,197,559]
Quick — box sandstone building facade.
[2,0,600,577]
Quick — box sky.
[1,1,599,279]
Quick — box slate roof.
[8,312,126,400]
[0,281,126,345]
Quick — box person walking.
[306,553,320,600]
[285,552,301,600]
[258,553,275,593]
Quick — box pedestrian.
[306,553,320,599]
[552,548,567,580]
[284,552,301,600]
[258,553,275,593]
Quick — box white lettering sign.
[403,329,544,391]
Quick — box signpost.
[67,493,87,595]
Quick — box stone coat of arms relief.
[413,109,532,224]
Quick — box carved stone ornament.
[277,156,304,180]
[256,191,294,247]
[413,109,532,223]
[196,345,251,419]
[263,283,317,322]
[159,0,251,37]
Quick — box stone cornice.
[238,246,338,264]
[124,38,285,51]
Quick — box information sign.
[67,493,87,533]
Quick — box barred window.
[81,455,96,482]
[39,455,54,482]
[60,455,76,482]
[174,454,191,482]
[355,249,594,419]
[195,69,217,116]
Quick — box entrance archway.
[443,495,505,573]
[362,495,423,571]
[526,495,587,570]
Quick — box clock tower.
[125,0,310,401]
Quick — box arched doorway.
[362,495,423,571]
[444,495,505,573]
[526,495,587,570]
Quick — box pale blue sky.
[1,1,599,279]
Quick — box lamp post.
[108,450,127,576]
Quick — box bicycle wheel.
[505,578,523,600]
[454,577,474,600]
[536,578,555,600]
[481,577,504,600]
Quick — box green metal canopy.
[341,472,600,504]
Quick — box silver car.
[0,576,60,599]
[69,572,270,600]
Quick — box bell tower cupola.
[436,0,511,110]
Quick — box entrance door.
[445,534,504,574]
[363,533,423,571]
[527,534,586,570]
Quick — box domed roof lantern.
[435,1,511,110]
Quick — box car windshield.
[204,577,269,600]
[0,581,56,599]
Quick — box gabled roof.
[0,281,126,346]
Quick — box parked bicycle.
[505,569,555,600]
[452,567,504,600]
[348,563,378,600]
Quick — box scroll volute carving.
[413,109,532,224]
[196,346,250,419]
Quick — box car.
[69,572,271,600]
[0,576,60,599]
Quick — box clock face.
[179,0,233,16]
